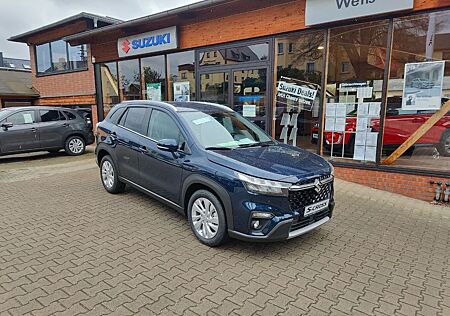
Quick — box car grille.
[290,208,331,232]
[288,175,333,211]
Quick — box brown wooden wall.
[91,0,450,63]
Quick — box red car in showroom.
[311,98,450,157]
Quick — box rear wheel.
[187,190,228,247]
[437,130,450,157]
[65,136,85,156]
[100,155,125,194]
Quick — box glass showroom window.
[381,11,450,172]
[167,51,196,101]
[36,43,52,74]
[101,62,119,116]
[324,20,390,162]
[199,43,269,67]
[274,31,326,152]
[118,59,141,101]
[141,55,166,101]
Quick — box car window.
[147,110,183,144]
[63,111,77,120]
[40,110,65,122]
[108,107,126,124]
[121,107,147,133]
[5,111,35,125]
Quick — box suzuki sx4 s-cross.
[95,101,334,246]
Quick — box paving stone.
[0,156,448,316]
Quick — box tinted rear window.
[121,107,147,133]
[63,111,78,120]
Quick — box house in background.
[0,52,38,107]
[7,12,121,124]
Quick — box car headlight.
[237,172,291,196]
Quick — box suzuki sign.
[117,26,178,58]
[305,0,414,26]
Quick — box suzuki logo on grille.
[314,179,322,193]
[121,39,131,54]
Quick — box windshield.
[180,110,273,149]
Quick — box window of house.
[68,44,88,70]
[36,43,52,74]
[36,40,88,75]
[341,62,350,74]
[278,43,284,55]
[288,43,294,53]
[306,62,315,73]
[200,43,269,66]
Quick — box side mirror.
[156,139,179,152]
[1,122,13,130]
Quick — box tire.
[100,155,126,194]
[437,130,450,157]
[65,136,86,156]
[187,190,228,247]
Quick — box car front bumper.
[228,202,334,242]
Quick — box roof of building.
[0,57,31,71]
[0,70,39,97]
[8,12,122,43]
[64,0,292,45]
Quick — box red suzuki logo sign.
[121,39,131,54]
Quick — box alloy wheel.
[69,138,84,154]
[102,161,115,189]
[191,197,219,239]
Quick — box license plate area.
[304,199,329,217]
[312,133,319,139]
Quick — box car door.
[0,110,39,154]
[37,109,68,148]
[115,106,149,184]
[138,109,185,204]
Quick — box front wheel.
[100,156,125,194]
[65,136,86,156]
[437,130,450,157]
[187,190,228,247]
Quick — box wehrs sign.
[306,0,414,26]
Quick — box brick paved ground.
[0,155,449,315]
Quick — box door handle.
[139,145,149,153]
[30,127,37,133]
[63,123,69,127]
[110,132,118,139]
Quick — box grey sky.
[0,0,201,60]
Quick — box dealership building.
[9,0,450,201]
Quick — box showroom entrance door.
[199,67,269,131]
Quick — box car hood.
[207,144,332,183]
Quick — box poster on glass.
[174,82,190,102]
[146,83,162,101]
[402,61,445,111]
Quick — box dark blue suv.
[95,101,334,246]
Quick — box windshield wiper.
[205,146,234,151]
[238,141,275,148]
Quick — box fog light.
[252,212,274,219]
[252,220,261,230]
